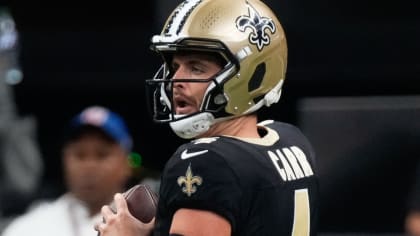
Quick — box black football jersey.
[154,120,319,236]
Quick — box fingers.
[113,193,129,214]
[148,217,156,226]
[101,193,130,223]
[94,222,100,231]
[94,215,107,236]
[95,195,155,236]
[94,221,103,233]
[101,204,114,223]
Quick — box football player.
[96,0,319,235]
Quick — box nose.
[78,156,99,170]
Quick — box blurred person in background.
[0,7,43,232]
[2,106,135,236]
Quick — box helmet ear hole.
[248,63,266,92]
[249,62,266,105]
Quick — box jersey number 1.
[292,188,310,236]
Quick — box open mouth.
[174,96,196,115]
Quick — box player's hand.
[94,193,155,236]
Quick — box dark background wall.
[3,0,420,233]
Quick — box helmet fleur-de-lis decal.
[235,2,276,51]
[177,164,203,197]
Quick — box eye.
[191,65,204,74]
[170,62,179,74]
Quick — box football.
[110,184,158,223]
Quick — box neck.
[88,204,103,217]
[201,115,259,138]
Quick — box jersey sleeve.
[159,145,242,229]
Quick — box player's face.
[63,132,130,213]
[170,53,223,115]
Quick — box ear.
[124,154,134,178]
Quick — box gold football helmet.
[146,0,287,139]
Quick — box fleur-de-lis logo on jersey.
[235,2,276,51]
[177,164,203,197]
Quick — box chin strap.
[264,79,284,107]
[170,112,215,139]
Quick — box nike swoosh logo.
[181,149,209,160]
